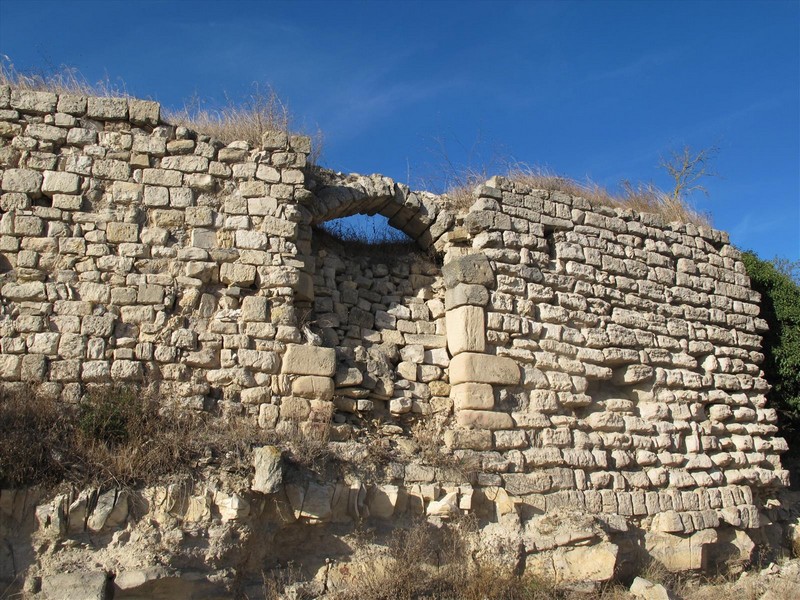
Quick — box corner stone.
[449,352,519,385]
[442,253,495,289]
[282,344,336,376]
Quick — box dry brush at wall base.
[0,86,798,598]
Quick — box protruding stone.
[442,253,494,289]
[449,353,519,385]
[41,572,109,600]
[252,446,282,494]
[446,305,486,355]
[445,283,489,309]
[292,375,334,400]
[282,344,336,376]
[451,383,494,410]
[456,409,513,430]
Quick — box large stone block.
[644,529,718,572]
[542,542,619,583]
[456,409,513,430]
[451,382,494,410]
[42,171,80,195]
[445,283,489,309]
[292,375,334,400]
[449,353,520,385]
[282,344,336,376]
[41,571,109,600]
[446,305,486,355]
[442,253,494,289]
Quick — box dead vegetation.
[0,383,333,490]
[0,56,321,154]
[331,517,630,600]
[444,163,711,226]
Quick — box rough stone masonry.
[0,86,793,590]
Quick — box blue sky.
[1,0,798,259]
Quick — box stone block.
[444,428,493,450]
[41,571,108,600]
[280,396,310,420]
[446,305,486,354]
[292,375,335,400]
[220,262,256,286]
[87,96,128,119]
[241,296,270,322]
[547,542,619,583]
[11,89,57,113]
[456,409,513,430]
[252,445,282,494]
[106,222,138,243]
[449,352,520,385]
[42,170,80,194]
[451,382,494,410]
[2,168,43,195]
[644,529,718,571]
[238,349,280,373]
[445,283,489,309]
[442,253,494,288]
[282,344,336,376]
[129,98,160,125]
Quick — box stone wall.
[0,87,793,582]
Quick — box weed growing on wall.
[0,56,323,158]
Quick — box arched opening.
[318,213,414,246]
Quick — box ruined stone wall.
[0,88,792,571]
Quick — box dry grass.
[445,164,711,227]
[165,83,292,146]
[0,383,328,489]
[0,54,128,97]
[334,517,623,600]
[0,56,321,155]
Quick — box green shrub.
[742,252,800,442]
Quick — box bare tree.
[660,145,719,202]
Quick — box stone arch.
[306,170,455,250]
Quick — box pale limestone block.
[11,89,57,113]
[238,349,280,373]
[220,262,256,286]
[0,355,21,380]
[368,484,400,519]
[241,387,271,405]
[456,409,513,430]
[87,97,127,119]
[282,344,336,376]
[129,99,160,125]
[292,375,334,400]
[279,396,310,420]
[106,222,138,243]
[451,382,494,410]
[444,428,493,451]
[449,352,519,385]
[1,281,46,301]
[446,305,486,355]
[644,529,718,572]
[42,170,80,195]
[258,403,279,429]
[241,296,269,322]
[110,360,143,380]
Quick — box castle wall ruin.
[0,87,793,587]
